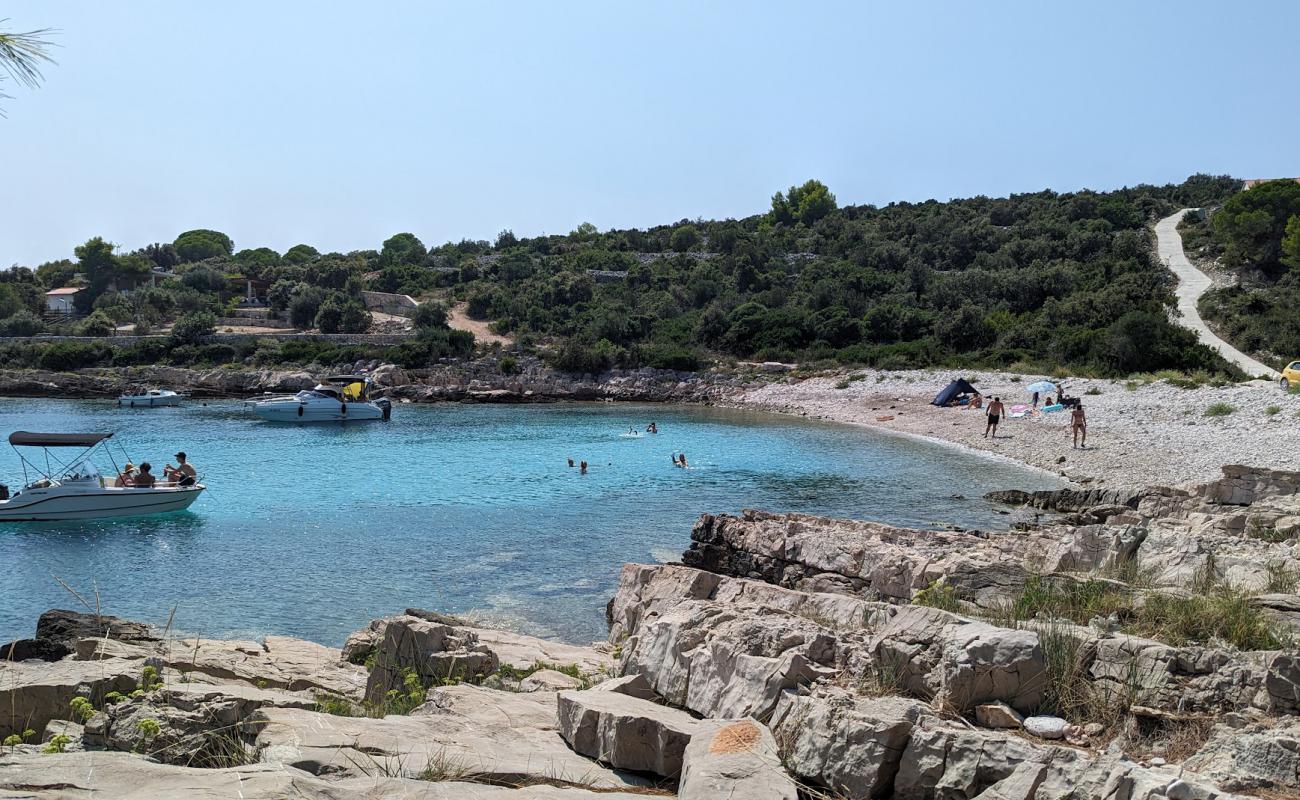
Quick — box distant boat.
[118,388,183,408]
[244,375,392,423]
[0,432,203,522]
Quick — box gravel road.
[1155,209,1278,379]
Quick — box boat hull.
[252,402,387,423]
[118,395,182,407]
[0,486,204,522]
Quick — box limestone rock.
[1022,715,1068,739]
[619,599,838,719]
[590,673,659,701]
[0,656,140,738]
[364,617,499,704]
[520,668,582,692]
[679,718,797,800]
[1183,717,1300,793]
[769,688,928,799]
[0,750,658,798]
[253,684,644,790]
[556,687,700,777]
[975,702,1024,729]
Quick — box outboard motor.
[376,397,393,421]
[0,484,7,501]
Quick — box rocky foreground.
[4,466,1300,798]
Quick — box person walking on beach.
[1071,404,1087,449]
[984,397,1004,439]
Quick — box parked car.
[1282,360,1300,391]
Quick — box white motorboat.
[0,432,203,522]
[118,388,183,407]
[245,375,392,423]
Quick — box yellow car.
[1283,360,1300,392]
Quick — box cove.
[0,398,1061,646]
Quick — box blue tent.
[931,378,978,407]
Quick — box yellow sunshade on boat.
[342,382,365,401]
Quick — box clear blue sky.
[2,1,1298,266]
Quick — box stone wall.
[0,333,415,349]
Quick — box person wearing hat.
[163,452,197,487]
[114,462,137,488]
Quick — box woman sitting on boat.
[114,463,136,488]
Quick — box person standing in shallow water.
[984,397,1004,439]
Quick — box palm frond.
[0,20,57,115]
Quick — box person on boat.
[114,463,136,488]
[134,462,157,488]
[164,452,197,487]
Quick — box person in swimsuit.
[134,462,157,488]
[985,397,1005,438]
[1072,404,1087,449]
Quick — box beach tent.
[931,378,978,406]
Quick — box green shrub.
[38,342,105,371]
[499,355,518,375]
[1204,402,1236,417]
[74,310,116,337]
[169,310,216,345]
[913,581,961,613]
[1266,405,1282,416]
[0,310,44,336]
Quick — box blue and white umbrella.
[1026,380,1057,395]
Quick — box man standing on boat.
[164,452,197,486]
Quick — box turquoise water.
[0,399,1060,646]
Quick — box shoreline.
[3,361,1297,488]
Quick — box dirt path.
[448,303,512,346]
[1155,209,1278,379]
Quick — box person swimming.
[679,452,688,467]
[647,422,658,434]
[579,460,588,474]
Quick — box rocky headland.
[5,465,1300,798]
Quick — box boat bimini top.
[7,431,120,488]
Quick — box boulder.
[1183,717,1300,793]
[679,718,797,800]
[893,719,1076,799]
[556,687,700,777]
[619,599,837,719]
[36,608,157,648]
[364,617,499,704]
[0,656,140,738]
[590,673,659,701]
[769,688,928,799]
[869,605,1045,713]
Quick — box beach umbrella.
[1026,380,1057,395]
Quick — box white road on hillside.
[1154,209,1278,379]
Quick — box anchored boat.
[118,388,183,407]
[244,375,392,423]
[0,432,204,522]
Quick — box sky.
[2,1,1298,266]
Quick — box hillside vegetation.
[0,174,1241,376]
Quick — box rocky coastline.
[5,464,1300,798]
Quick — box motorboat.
[244,375,392,423]
[0,432,203,522]
[118,388,183,407]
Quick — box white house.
[44,287,83,315]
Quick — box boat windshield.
[61,460,101,482]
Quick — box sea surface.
[0,398,1061,646]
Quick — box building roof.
[45,287,84,296]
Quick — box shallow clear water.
[0,399,1060,646]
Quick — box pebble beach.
[732,369,1300,487]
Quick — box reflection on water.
[0,399,1061,645]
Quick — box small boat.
[244,375,392,423]
[118,388,183,408]
[0,432,203,522]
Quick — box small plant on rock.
[914,581,961,613]
[140,665,163,691]
[69,696,96,722]
[43,734,71,754]
[1266,405,1282,416]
